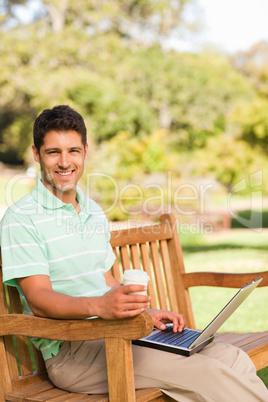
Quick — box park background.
[0,0,267,385]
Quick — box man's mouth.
[55,170,74,177]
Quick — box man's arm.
[17,273,150,320]
[17,270,185,331]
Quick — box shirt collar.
[76,187,86,208]
[31,179,87,210]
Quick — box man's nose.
[58,152,71,168]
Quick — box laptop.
[133,277,263,356]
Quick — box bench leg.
[105,338,136,402]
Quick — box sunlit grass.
[180,229,268,332]
[0,174,34,210]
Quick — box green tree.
[1,0,199,42]
[0,1,200,162]
[192,135,266,192]
[229,97,268,154]
[114,48,256,149]
[66,72,157,142]
[0,0,266,203]
[231,40,268,96]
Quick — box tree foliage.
[1,0,198,42]
[192,135,267,192]
[231,40,268,96]
[0,0,267,203]
[230,98,268,154]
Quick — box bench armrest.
[0,311,154,341]
[0,312,153,401]
[182,271,268,288]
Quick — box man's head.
[33,105,87,153]
[32,105,88,202]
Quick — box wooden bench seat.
[0,213,267,401]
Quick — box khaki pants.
[46,340,268,401]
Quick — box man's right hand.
[97,284,151,320]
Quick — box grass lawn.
[180,228,268,387]
[0,174,34,216]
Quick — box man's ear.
[84,143,88,160]
[32,145,40,164]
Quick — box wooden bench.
[0,213,267,401]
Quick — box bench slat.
[159,239,179,313]
[150,241,167,310]
[33,345,46,373]
[5,381,54,401]
[120,246,131,271]
[110,224,173,248]
[139,243,158,309]
[111,247,122,282]
[130,244,141,270]
[135,388,165,401]
[43,394,107,401]
[25,388,75,401]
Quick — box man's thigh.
[46,339,266,401]
[46,340,109,394]
[47,340,222,392]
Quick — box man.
[1,105,267,401]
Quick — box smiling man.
[32,129,87,212]
[32,107,88,208]
[0,105,267,401]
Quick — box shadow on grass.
[231,210,268,229]
[179,209,268,254]
[182,243,268,253]
[257,367,268,388]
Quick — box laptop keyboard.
[146,327,200,348]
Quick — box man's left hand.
[146,308,186,333]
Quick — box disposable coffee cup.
[122,269,150,295]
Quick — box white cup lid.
[122,269,150,281]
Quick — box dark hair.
[33,105,87,152]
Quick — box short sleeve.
[105,242,116,272]
[104,220,116,272]
[1,210,49,287]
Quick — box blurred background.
[0,0,268,223]
[0,0,268,383]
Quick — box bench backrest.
[110,214,195,326]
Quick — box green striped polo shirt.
[0,179,115,360]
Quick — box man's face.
[32,130,88,198]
